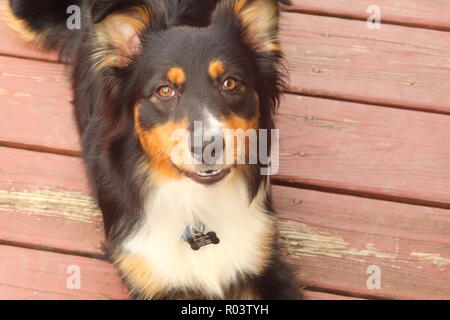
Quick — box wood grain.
[0,56,78,155]
[273,186,450,300]
[0,244,129,299]
[277,94,450,208]
[0,244,355,300]
[1,147,449,299]
[0,147,104,255]
[285,0,450,31]
[0,242,353,300]
[281,13,450,114]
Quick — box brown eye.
[222,78,240,92]
[156,86,175,98]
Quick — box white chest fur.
[122,172,274,298]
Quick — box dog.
[7,0,301,299]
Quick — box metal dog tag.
[182,223,220,251]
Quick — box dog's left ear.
[212,0,281,53]
[91,1,152,70]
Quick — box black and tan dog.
[7,0,301,299]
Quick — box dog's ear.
[212,0,281,53]
[91,1,151,70]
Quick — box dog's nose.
[190,134,225,164]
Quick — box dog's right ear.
[90,0,152,71]
[212,0,282,54]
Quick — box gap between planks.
[272,178,450,211]
[282,0,450,32]
[285,90,450,117]
[282,7,450,33]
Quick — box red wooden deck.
[0,0,449,300]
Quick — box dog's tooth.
[196,169,222,177]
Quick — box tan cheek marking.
[233,0,248,14]
[150,96,159,104]
[208,60,225,79]
[134,105,187,181]
[222,114,259,131]
[114,253,166,299]
[166,67,186,85]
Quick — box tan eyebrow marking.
[208,60,225,79]
[166,67,186,85]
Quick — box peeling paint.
[351,45,369,52]
[277,220,393,263]
[278,114,358,132]
[0,188,100,223]
[399,79,424,87]
[1,72,69,84]
[410,252,450,270]
[280,151,307,158]
[13,91,31,97]
[296,55,337,62]
[278,220,450,274]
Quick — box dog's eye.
[222,78,240,92]
[156,86,176,98]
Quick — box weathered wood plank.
[2,57,450,206]
[0,243,354,300]
[1,147,449,299]
[0,242,352,300]
[0,56,78,154]
[285,0,450,31]
[277,94,450,208]
[0,147,103,255]
[281,13,450,114]
[0,245,129,299]
[274,186,450,300]
[1,2,450,114]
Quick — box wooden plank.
[0,243,354,300]
[281,13,450,114]
[0,56,78,154]
[0,244,128,299]
[1,147,449,299]
[273,186,450,300]
[277,94,450,208]
[0,147,104,255]
[2,57,450,206]
[285,0,450,31]
[2,2,450,114]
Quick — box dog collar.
[182,221,220,251]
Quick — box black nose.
[190,134,225,164]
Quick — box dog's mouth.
[182,167,231,185]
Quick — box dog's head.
[91,0,285,187]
